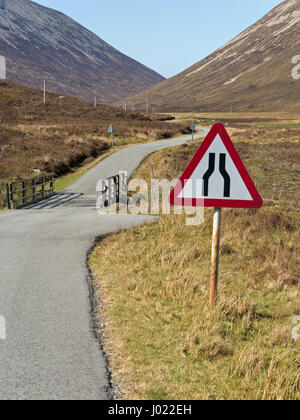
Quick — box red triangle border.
[169,123,263,209]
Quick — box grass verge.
[89,116,300,400]
[53,136,156,192]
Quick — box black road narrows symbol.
[203,153,215,197]
[219,154,231,198]
[202,153,231,198]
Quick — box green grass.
[54,171,82,192]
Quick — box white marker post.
[210,208,221,306]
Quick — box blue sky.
[36,0,281,78]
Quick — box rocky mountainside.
[122,0,300,113]
[0,0,164,103]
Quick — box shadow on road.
[23,192,85,210]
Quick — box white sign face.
[169,123,263,209]
[0,56,6,80]
[179,135,252,201]
[0,316,6,340]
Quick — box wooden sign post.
[210,208,221,306]
[169,123,263,307]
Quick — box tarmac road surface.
[0,127,209,400]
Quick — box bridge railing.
[99,174,120,208]
[2,173,54,209]
[97,172,128,210]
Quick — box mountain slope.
[121,0,300,113]
[0,0,164,103]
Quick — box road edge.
[84,127,208,399]
[86,234,126,400]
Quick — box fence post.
[32,178,36,200]
[50,174,54,193]
[10,183,14,209]
[22,180,26,205]
[42,175,45,198]
[4,175,55,209]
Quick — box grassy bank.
[0,81,188,182]
[89,115,300,400]
[0,81,189,207]
[53,135,164,193]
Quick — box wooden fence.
[3,173,54,209]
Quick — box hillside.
[120,0,300,113]
[0,0,164,103]
[0,80,187,189]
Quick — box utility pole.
[146,94,149,113]
[94,97,97,108]
[0,55,6,80]
[43,80,46,104]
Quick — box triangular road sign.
[169,123,263,209]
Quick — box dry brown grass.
[89,116,300,400]
[90,212,300,400]
[0,81,187,182]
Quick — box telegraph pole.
[43,80,46,104]
[0,55,6,80]
[146,94,149,113]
